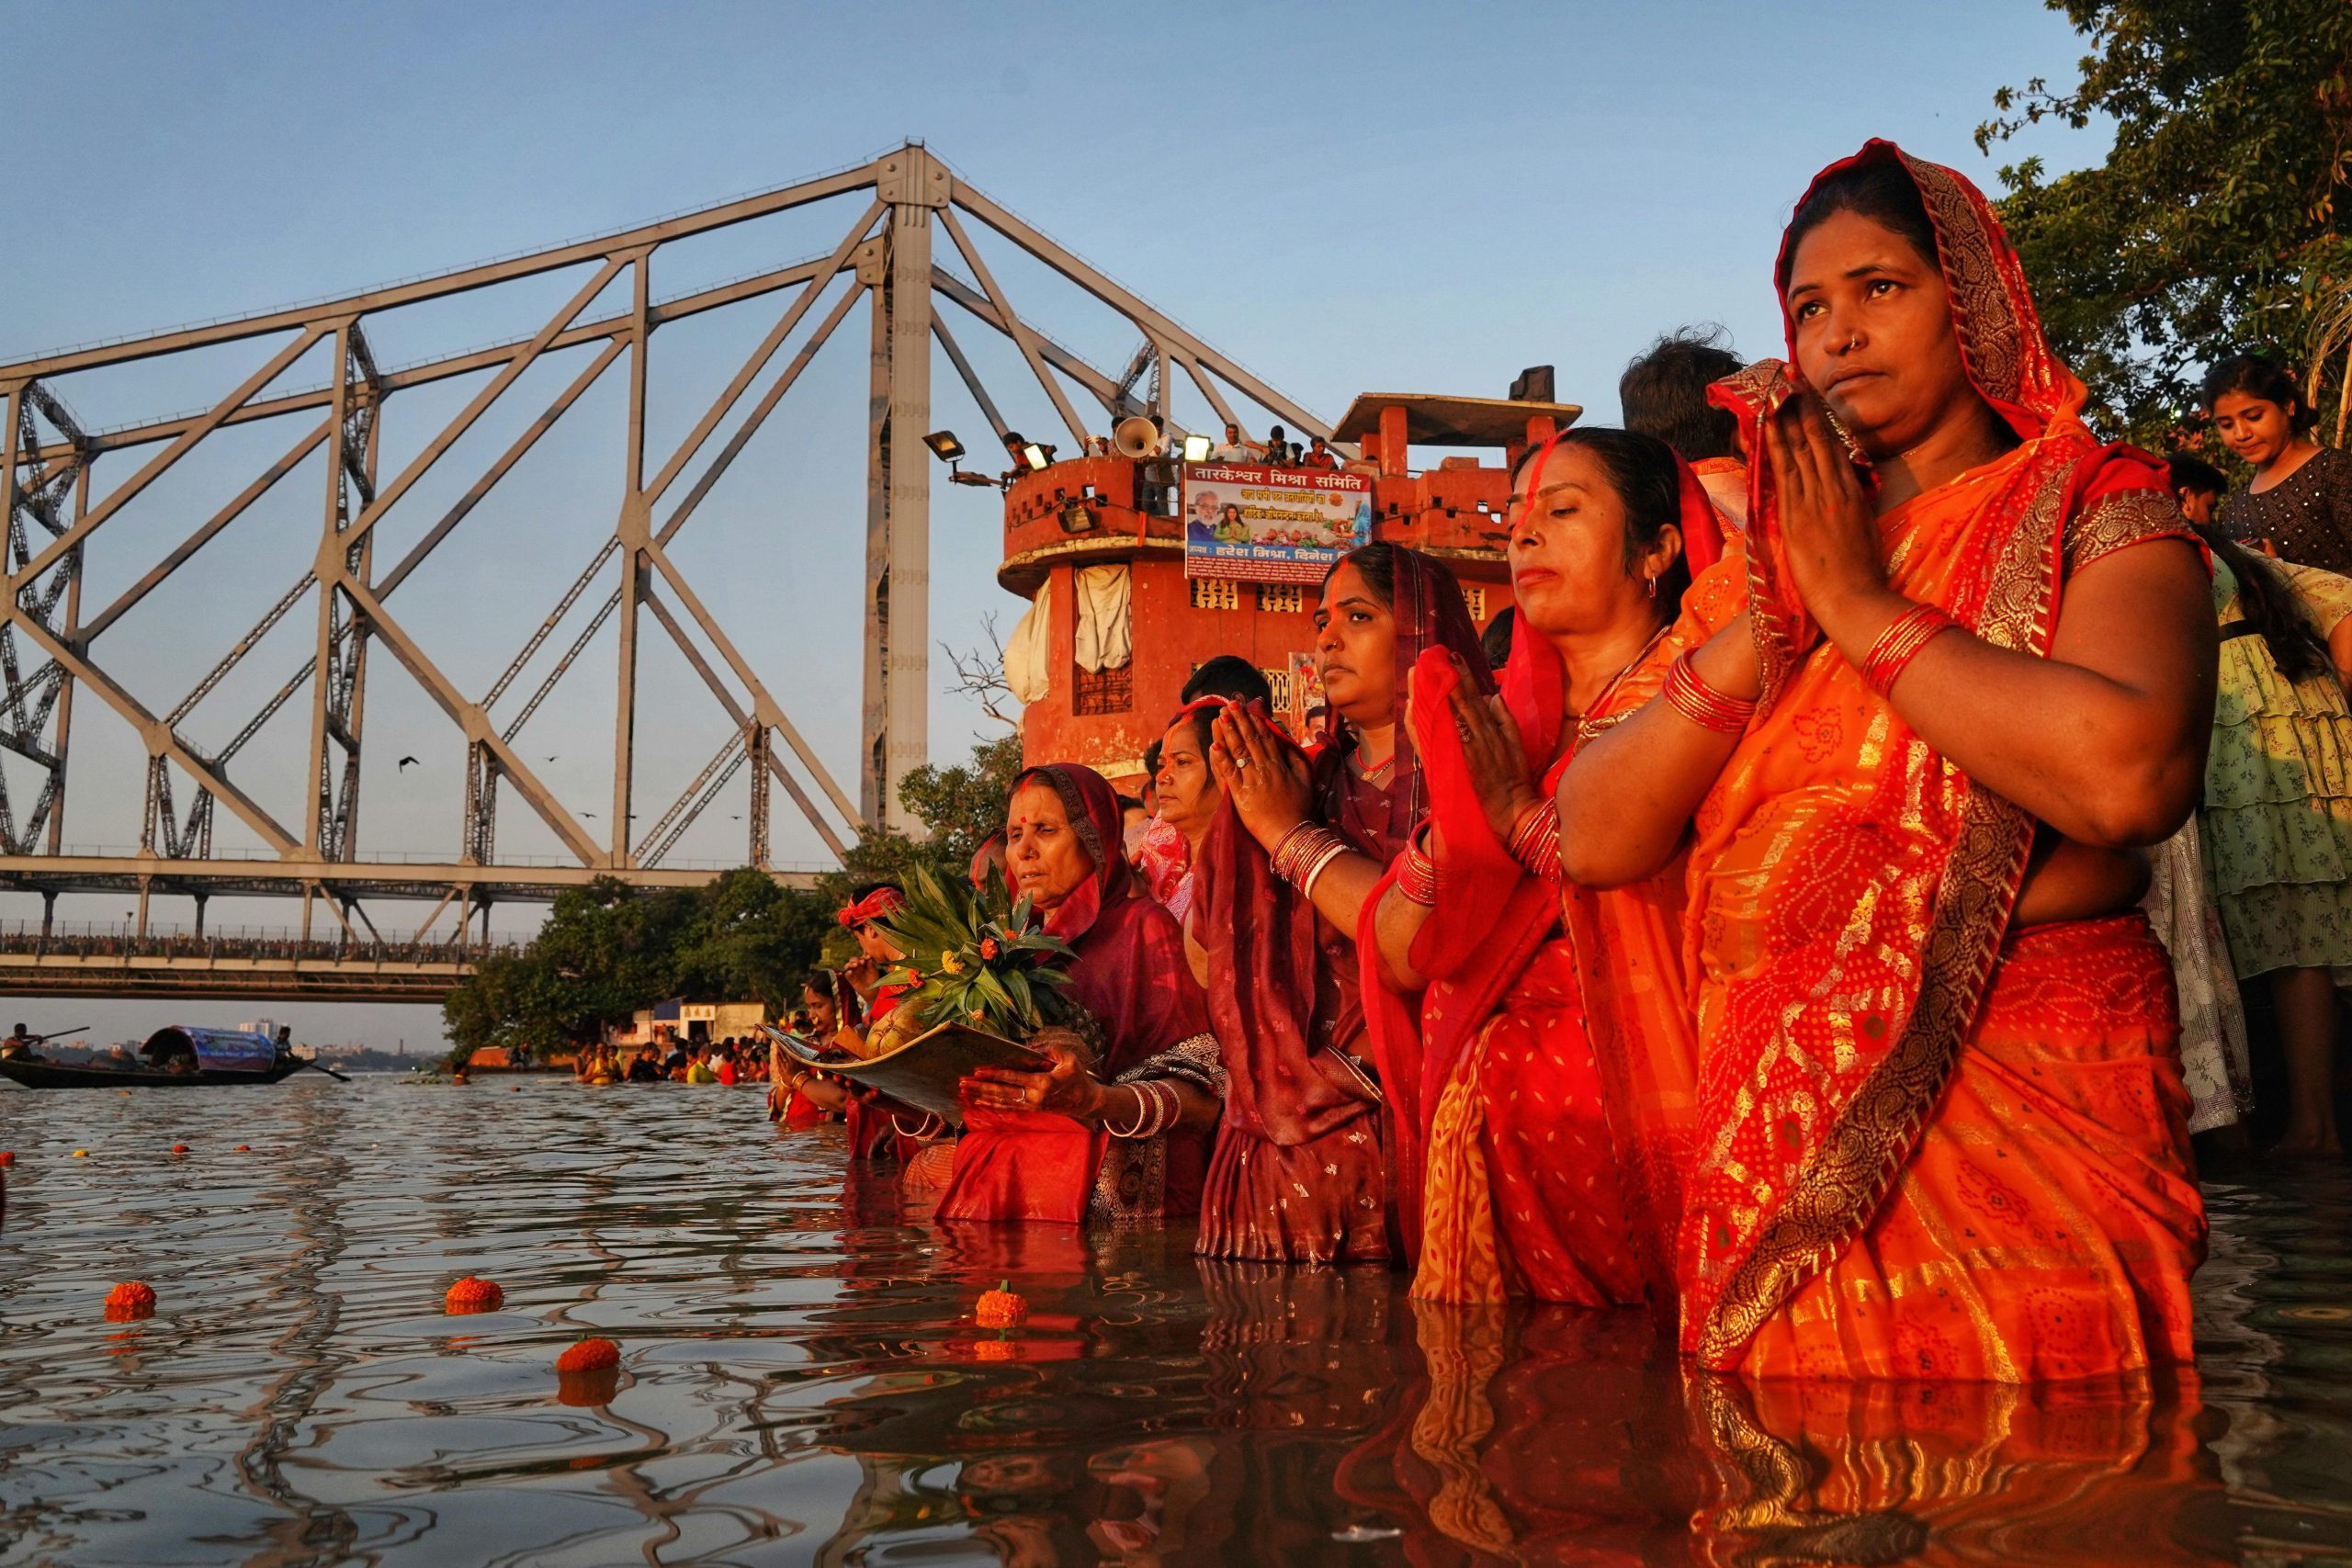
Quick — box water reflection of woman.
[937,763,1223,1226]
[1557,141,2211,1381]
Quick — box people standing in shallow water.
[1557,141,2212,1380]
[1369,428,1730,1303]
[2207,352,2352,570]
[1191,544,1488,1265]
[935,763,1223,1227]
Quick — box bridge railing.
[0,920,529,965]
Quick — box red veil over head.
[1675,141,2193,1365]
[1012,763,1208,1077]
[1705,138,2167,701]
[1321,545,1496,859]
[938,763,1211,1229]
[1368,431,1726,1266]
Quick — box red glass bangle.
[1396,840,1440,906]
[1860,603,1957,697]
[1507,802,1561,883]
[1662,652,1756,734]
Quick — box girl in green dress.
[2197,526,2352,1154]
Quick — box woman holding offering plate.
[937,763,1225,1227]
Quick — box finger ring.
[1234,755,1251,770]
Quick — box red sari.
[1385,458,1733,1305]
[1645,142,2207,1378]
[1194,549,1489,1264]
[937,764,1217,1227]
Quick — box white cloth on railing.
[1073,564,1131,673]
[1005,578,1051,705]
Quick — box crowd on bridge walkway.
[760,141,2352,1386]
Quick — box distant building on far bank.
[610,998,768,1048]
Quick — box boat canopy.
[141,1026,278,1075]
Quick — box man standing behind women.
[1559,141,2211,1382]
[1368,429,1732,1303]
[1621,327,1748,529]
[1188,544,1487,1264]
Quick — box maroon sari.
[937,764,1216,1227]
[1194,547,1492,1263]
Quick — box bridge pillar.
[860,147,944,834]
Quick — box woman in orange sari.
[1367,428,1736,1303]
[1557,141,2213,1381]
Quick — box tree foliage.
[1977,0,2352,442]
[440,735,1026,1063]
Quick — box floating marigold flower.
[556,1337,620,1372]
[232,1145,250,1153]
[554,1337,622,1405]
[105,1281,156,1321]
[170,1145,189,1155]
[975,1280,1027,1328]
[445,1276,504,1314]
[0,1151,16,1166]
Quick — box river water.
[1,1076,2348,1566]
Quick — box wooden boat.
[0,1025,311,1089]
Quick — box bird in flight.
[398,756,419,770]
[582,811,599,818]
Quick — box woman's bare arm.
[1846,540,2215,844]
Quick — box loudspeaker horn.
[1114,416,1164,459]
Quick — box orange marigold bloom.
[556,1337,621,1372]
[105,1281,156,1321]
[445,1276,504,1314]
[975,1280,1027,1328]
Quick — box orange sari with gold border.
[1650,142,2208,1380]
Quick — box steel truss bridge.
[0,143,1325,988]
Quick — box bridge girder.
[0,142,1331,942]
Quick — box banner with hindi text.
[1182,462,1372,584]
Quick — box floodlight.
[1021,444,1049,473]
[1182,433,1213,462]
[922,430,967,462]
[1057,501,1098,535]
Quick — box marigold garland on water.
[556,1337,621,1372]
[105,1281,156,1321]
[445,1276,504,1313]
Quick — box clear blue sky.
[0,0,2100,1051]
